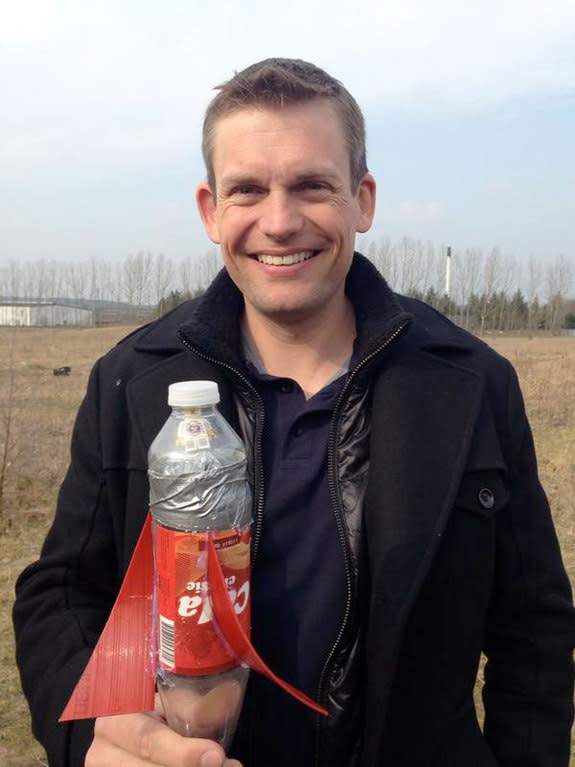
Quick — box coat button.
[478,488,495,510]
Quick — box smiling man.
[14,59,575,767]
[196,100,375,397]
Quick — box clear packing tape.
[60,512,328,723]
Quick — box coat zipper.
[179,317,410,767]
[314,319,410,767]
[177,334,265,767]
[176,332,267,567]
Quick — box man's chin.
[246,297,320,326]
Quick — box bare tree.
[109,261,125,303]
[151,253,175,306]
[423,241,438,295]
[6,260,22,298]
[179,257,195,297]
[65,262,88,300]
[546,255,573,333]
[192,249,221,294]
[88,257,103,301]
[122,251,153,305]
[526,257,543,334]
[398,237,415,294]
[375,237,397,287]
[479,248,501,333]
[495,255,516,331]
[459,248,482,330]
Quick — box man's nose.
[258,191,302,240]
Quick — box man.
[14,58,574,767]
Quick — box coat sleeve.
[13,359,121,766]
[482,362,575,766]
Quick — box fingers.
[86,736,160,767]
[86,708,235,767]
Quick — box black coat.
[14,255,574,766]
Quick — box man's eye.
[298,181,329,193]
[232,185,259,196]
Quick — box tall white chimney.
[445,246,452,298]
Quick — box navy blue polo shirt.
[231,349,349,766]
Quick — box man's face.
[196,100,375,326]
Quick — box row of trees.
[364,238,574,333]
[409,286,575,334]
[0,240,573,332]
[0,250,221,307]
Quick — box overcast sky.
[1,0,574,273]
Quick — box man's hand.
[85,695,243,767]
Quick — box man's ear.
[196,183,220,244]
[355,173,376,234]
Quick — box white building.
[0,301,94,327]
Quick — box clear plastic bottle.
[148,380,251,750]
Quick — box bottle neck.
[171,404,218,417]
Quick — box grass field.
[0,327,573,765]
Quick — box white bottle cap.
[168,380,220,407]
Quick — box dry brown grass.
[0,328,573,765]
[473,336,575,765]
[0,326,134,766]
[486,336,575,580]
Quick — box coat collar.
[127,252,481,494]
[132,253,475,362]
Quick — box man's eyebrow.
[289,169,339,184]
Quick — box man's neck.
[242,299,357,398]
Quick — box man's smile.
[255,250,319,266]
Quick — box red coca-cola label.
[155,526,251,675]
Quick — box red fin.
[207,534,328,717]
[59,514,156,721]
[60,515,328,722]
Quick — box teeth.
[257,251,315,265]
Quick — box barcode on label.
[159,616,175,668]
